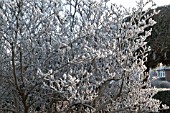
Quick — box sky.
[107,0,170,9]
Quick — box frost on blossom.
[0,0,169,113]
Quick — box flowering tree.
[0,0,168,113]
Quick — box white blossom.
[0,0,167,113]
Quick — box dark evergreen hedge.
[153,91,170,113]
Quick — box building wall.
[165,70,170,81]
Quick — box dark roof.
[151,79,170,88]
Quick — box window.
[159,70,165,78]
[157,70,165,78]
